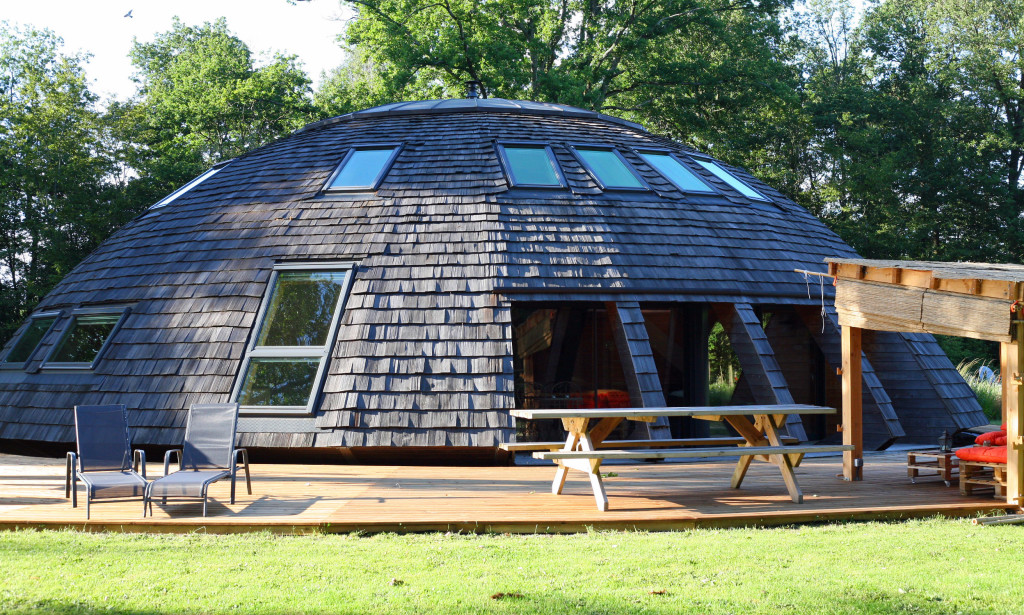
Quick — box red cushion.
[956,446,1007,464]
[975,430,1007,445]
[576,389,631,409]
[994,436,1007,446]
[1001,423,1007,431]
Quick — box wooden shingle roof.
[3,99,966,449]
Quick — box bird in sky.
[124,9,133,18]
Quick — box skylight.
[150,165,224,210]
[1,313,59,368]
[326,145,402,191]
[497,144,566,188]
[691,157,770,201]
[636,151,716,194]
[572,147,645,190]
[43,308,128,369]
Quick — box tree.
[795,0,1013,262]
[118,18,315,197]
[0,24,133,340]
[318,0,797,142]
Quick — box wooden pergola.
[828,258,1024,507]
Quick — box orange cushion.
[956,446,1007,464]
[975,430,1007,445]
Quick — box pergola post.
[1009,327,1024,507]
[841,325,863,481]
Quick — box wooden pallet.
[959,461,1007,498]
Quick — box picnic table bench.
[509,404,853,510]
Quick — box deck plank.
[0,452,1010,533]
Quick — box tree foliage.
[116,18,315,197]
[0,24,137,340]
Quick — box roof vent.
[465,81,483,99]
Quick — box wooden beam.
[841,326,864,481]
[713,303,806,440]
[605,301,670,439]
[1009,332,1024,508]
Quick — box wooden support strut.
[841,325,864,481]
[1009,321,1024,508]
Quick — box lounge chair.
[144,403,251,517]
[66,404,148,519]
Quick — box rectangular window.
[571,146,646,190]
[325,145,401,191]
[1,313,59,368]
[233,264,354,415]
[496,143,567,188]
[43,308,128,369]
[636,150,716,194]
[691,157,770,201]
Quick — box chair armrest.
[65,452,76,498]
[233,448,249,467]
[163,449,182,476]
[133,449,147,479]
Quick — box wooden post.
[841,325,863,481]
[1001,341,1015,428]
[1009,329,1024,508]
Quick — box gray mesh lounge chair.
[66,404,147,519]
[144,403,251,517]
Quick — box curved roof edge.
[295,98,646,134]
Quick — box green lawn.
[1,518,1023,614]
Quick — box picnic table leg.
[723,415,768,489]
[762,414,803,503]
[578,433,609,511]
[552,431,580,495]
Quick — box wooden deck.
[0,452,1012,533]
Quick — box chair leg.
[85,492,90,520]
[242,450,252,495]
[202,491,208,517]
[230,467,236,505]
[71,476,77,509]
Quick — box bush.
[957,359,1001,423]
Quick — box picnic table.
[509,404,852,510]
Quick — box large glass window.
[636,150,716,194]
[572,147,645,190]
[691,157,770,201]
[2,313,59,367]
[234,266,353,414]
[497,144,566,188]
[326,145,401,191]
[44,309,127,368]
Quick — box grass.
[2,519,1024,614]
[708,378,736,406]
[957,359,1002,423]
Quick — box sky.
[1,0,352,101]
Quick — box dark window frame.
[41,306,130,371]
[632,148,718,195]
[322,144,403,193]
[0,311,61,369]
[687,154,771,202]
[567,144,651,192]
[495,142,568,189]
[231,262,356,416]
